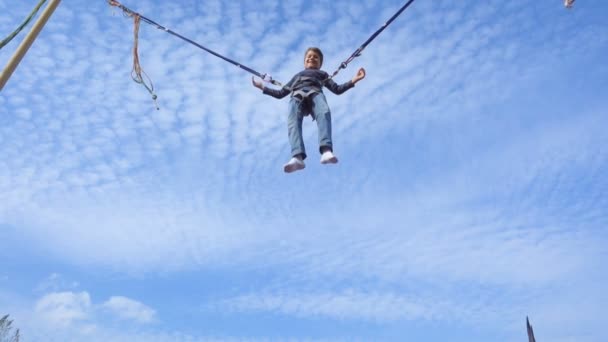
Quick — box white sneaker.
[320,151,338,164]
[283,157,305,173]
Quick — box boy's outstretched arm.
[351,68,366,84]
[252,76,291,99]
[325,67,366,95]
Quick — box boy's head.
[304,47,323,69]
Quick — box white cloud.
[35,273,80,293]
[102,296,156,324]
[222,291,444,322]
[25,290,163,340]
[34,291,92,328]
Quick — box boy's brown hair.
[304,47,324,67]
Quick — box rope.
[130,13,159,110]
[328,0,417,81]
[108,0,282,92]
[109,0,158,109]
[0,0,48,50]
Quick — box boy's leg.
[311,93,332,153]
[287,97,306,159]
[312,93,338,164]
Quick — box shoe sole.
[284,163,305,173]
[320,156,338,164]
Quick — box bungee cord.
[108,0,282,107]
[108,0,418,107]
[328,0,417,82]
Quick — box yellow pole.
[0,0,62,91]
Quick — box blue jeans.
[287,93,332,160]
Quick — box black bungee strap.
[108,0,282,87]
[328,0,417,81]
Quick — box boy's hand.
[352,68,366,84]
[252,76,264,90]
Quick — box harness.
[285,74,328,120]
[289,76,323,100]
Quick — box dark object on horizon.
[527,316,537,342]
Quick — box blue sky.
[1,0,607,341]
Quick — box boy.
[252,47,366,173]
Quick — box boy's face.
[304,50,322,69]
